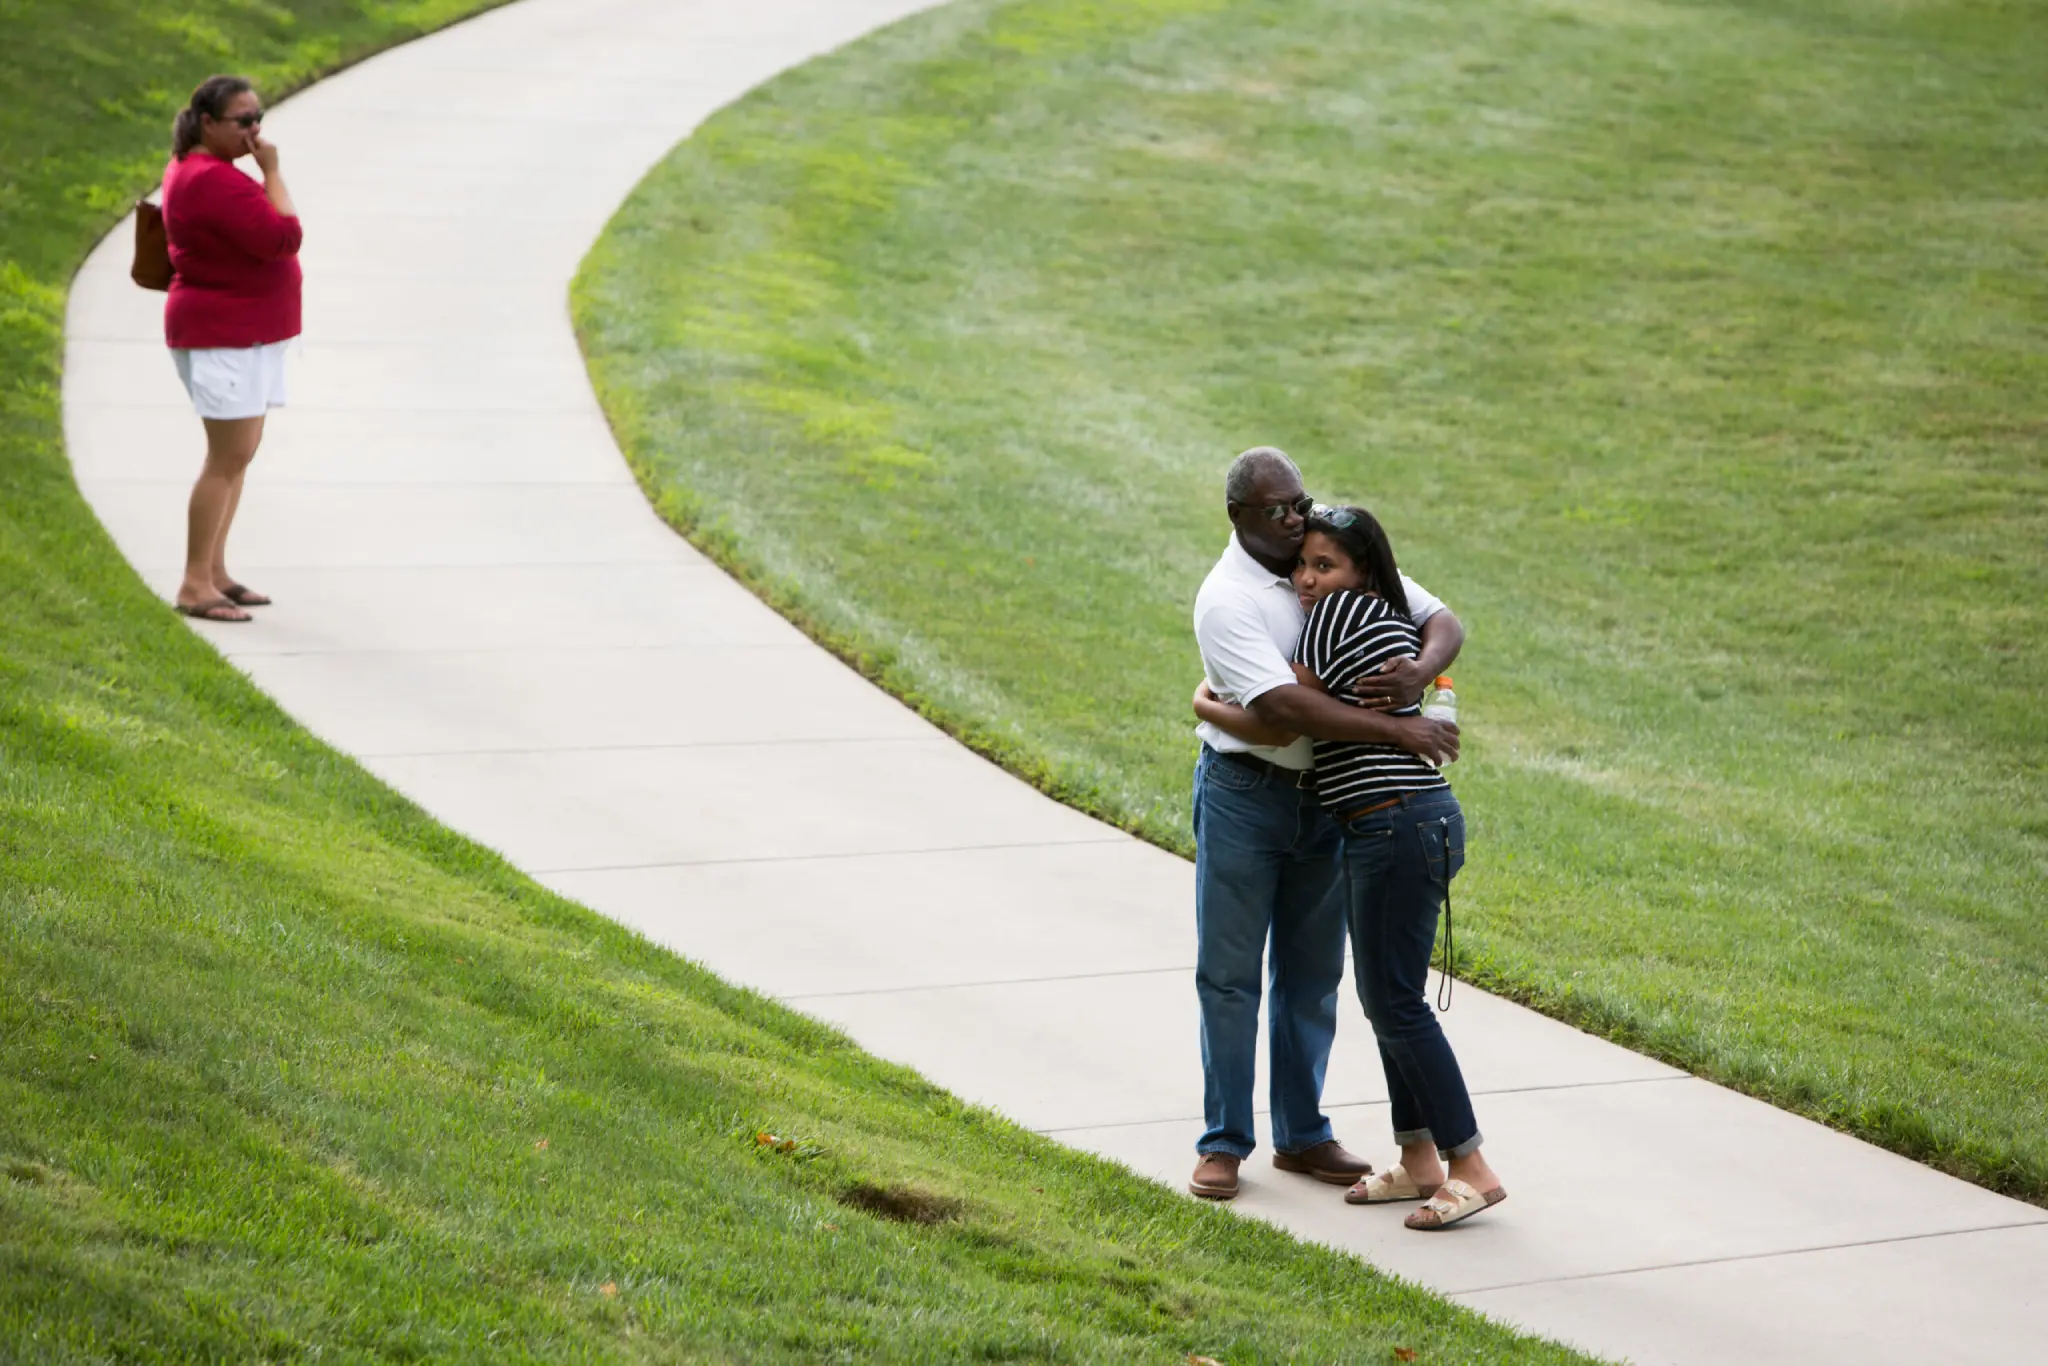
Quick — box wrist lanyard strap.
[1435,815,1455,1012]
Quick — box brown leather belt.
[1335,795,1406,823]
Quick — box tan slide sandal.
[1345,1163,1441,1205]
[1405,1178,1506,1230]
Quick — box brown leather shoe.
[1272,1139,1374,1185]
[1188,1152,1241,1200]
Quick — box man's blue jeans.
[1192,745,1346,1159]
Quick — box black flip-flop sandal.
[220,583,271,607]
[176,598,253,623]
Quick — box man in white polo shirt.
[1186,446,1463,1200]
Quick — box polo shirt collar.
[1225,532,1293,588]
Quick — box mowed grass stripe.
[1,0,1596,1360]
[573,0,2048,1198]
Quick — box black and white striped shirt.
[1293,589,1449,813]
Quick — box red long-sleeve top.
[161,152,303,350]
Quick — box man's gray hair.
[1225,446,1298,504]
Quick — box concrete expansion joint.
[360,734,958,761]
[528,835,1132,876]
[783,963,1201,1003]
[1033,1075,1699,1138]
[1448,1217,2048,1298]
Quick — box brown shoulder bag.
[132,200,172,291]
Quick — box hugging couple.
[1185,446,1505,1231]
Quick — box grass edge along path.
[572,0,2048,1205]
[1,0,1596,1361]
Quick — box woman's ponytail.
[171,107,203,159]
[171,75,253,160]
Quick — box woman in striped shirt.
[1196,505,1506,1229]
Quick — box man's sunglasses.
[1249,494,1316,523]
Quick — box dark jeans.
[1341,787,1481,1158]
[1191,746,1346,1159]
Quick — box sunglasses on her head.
[1310,504,1359,529]
[1249,494,1315,523]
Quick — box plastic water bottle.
[1421,675,1456,766]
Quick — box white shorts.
[171,340,291,420]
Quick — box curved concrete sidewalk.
[62,2,2046,1361]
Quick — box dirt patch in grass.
[838,1181,964,1225]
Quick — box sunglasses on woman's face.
[219,111,264,128]
[1252,494,1316,523]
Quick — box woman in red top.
[161,75,302,622]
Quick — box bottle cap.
[1434,675,1453,689]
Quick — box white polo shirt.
[1193,534,1445,770]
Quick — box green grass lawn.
[1,1,1597,1361]
[574,0,2048,1201]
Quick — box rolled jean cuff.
[1198,1141,1253,1161]
[1440,1130,1484,1161]
[1393,1127,1433,1147]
